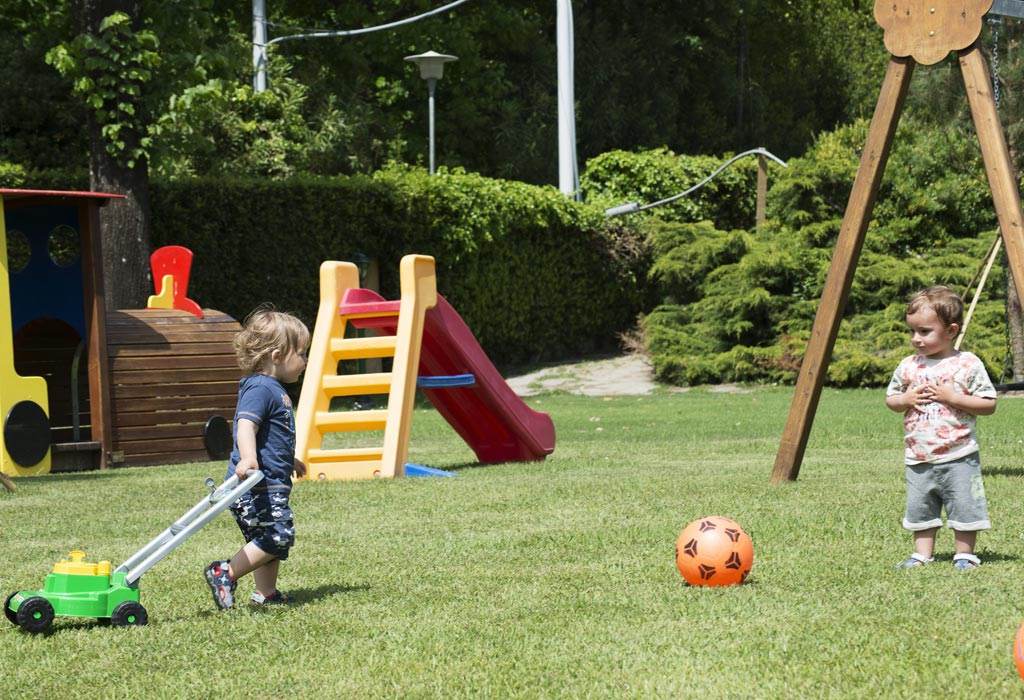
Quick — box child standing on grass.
[204,307,310,608]
[885,285,997,570]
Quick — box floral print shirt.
[886,351,996,465]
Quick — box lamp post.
[404,51,458,174]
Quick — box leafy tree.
[3,1,892,189]
[153,71,353,179]
[0,1,86,180]
[29,0,252,307]
[46,2,157,309]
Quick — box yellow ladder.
[295,255,437,480]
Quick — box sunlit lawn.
[3,387,1024,698]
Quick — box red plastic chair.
[147,245,203,318]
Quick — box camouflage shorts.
[230,488,295,559]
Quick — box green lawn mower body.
[5,470,263,633]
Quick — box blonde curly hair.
[234,306,310,375]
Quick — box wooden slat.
[109,406,234,428]
[112,381,238,399]
[107,335,235,347]
[113,421,227,440]
[110,353,241,370]
[108,337,228,349]
[107,309,236,324]
[110,367,243,385]
[116,449,212,467]
[114,432,207,450]
[112,394,237,413]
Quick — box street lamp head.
[404,50,458,81]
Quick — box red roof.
[0,189,125,202]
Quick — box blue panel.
[6,205,86,337]
[416,374,476,388]
[404,463,457,477]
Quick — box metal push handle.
[116,470,265,585]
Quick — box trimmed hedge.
[150,167,648,366]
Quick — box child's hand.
[929,377,960,406]
[293,458,307,479]
[901,383,935,412]
[235,457,259,479]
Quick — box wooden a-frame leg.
[960,43,1024,301]
[771,56,915,483]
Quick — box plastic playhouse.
[0,189,243,480]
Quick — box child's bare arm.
[234,418,259,478]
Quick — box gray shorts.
[903,452,990,532]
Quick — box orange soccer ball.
[675,516,754,587]
[1014,621,1024,681]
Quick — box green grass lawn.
[4,387,1024,698]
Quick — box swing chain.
[990,16,1002,109]
[986,16,1014,381]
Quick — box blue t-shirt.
[227,373,296,489]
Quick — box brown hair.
[906,285,964,328]
[234,306,310,375]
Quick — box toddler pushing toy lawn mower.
[4,470,263,633]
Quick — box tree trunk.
[75,0,152,311]
[89,145,152,311]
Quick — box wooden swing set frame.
[772,0,1024,482]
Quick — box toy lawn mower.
[4,470,263,633]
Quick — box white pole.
[427,78,437,174]
[253,0,267,93]
[556,0,578,197]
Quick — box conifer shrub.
[626,119,1010,386]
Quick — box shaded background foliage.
[2,2,1024,386]
[0,1,886,185]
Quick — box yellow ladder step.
[330,335,397,359]
[315,409,388,432]
[306,447,384,464]
[322,373,392,396]
[307,461,391,481]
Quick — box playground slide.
[341,285,554,464]
[416,295,555,463]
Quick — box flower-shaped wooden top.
[874,0,992,65]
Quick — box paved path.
[506,355,659,396]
